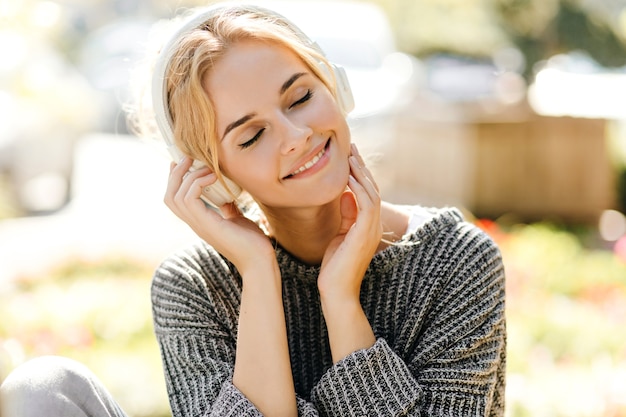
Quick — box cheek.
[325,108,352,154]
[218,146,275,190]
[216,147,246,184]
[311,91,351,139]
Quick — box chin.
[316,171,351,202]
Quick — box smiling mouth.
[284,139,330,179]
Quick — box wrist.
[320,297,375,363]
[319,292,361,317]
[235,245,278,279]
[317,275,362,308]
[238,258,281,289]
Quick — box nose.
[277,113,313,155]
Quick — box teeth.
[290,147,325,176]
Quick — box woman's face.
[204,39,351,209]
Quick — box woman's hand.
[318,144,383,301]
[164,157,274,273]
[318,144,382,362]
[165,158,296,414]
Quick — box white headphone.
[151,2,354,206]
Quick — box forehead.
[203,39,309,102]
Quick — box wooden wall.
[376,103,616,223]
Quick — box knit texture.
[151,207,506,416]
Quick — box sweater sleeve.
[310,219,506,416]
[151,244,320,417]
[311,338,421,415]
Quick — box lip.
[283,138,331,180]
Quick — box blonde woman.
[0,3,506,416]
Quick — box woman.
[0,3,506,417]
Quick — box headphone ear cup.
[331,63,354,114]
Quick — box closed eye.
[239,128,265,149]
[289,89,313,109]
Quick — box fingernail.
[349,155,360,167]
[350,143,358,156]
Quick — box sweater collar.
[273,206,464,281]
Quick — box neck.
[260,199,343,265]
[257,201,411,266]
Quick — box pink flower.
[614,235,626,264]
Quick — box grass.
[491,222,626,417]
[0,257,170,417]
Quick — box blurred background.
[1,0,626,415]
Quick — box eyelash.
[289,89,313,109]
[239,128,265,149]
[238,90,314,149]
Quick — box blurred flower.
[475,218,508,243]
[614,235,626,264]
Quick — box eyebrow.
[280,72,306,94]
[222,113,256,141]
[221,72,308,141]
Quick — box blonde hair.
[128,3,340,192]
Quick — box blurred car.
[78,19,153,134]
[528,50,626,119]
[421,50,527,105]
[423,54,499,102]
[251,0,422,155]
[0,34,96,214]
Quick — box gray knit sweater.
[151,207,506,416]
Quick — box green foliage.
[477,0,626,77]
[618,169,626,213]
[369,0,510,57]
[556,1,626,68]
[491,0,560,38]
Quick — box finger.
[347,173,376,216]
[348,157,379,206]
[173,156,194,176]
[350,144,379,193]
[349,145,377,189]
[168,165,213,217]
[350,143,359,157]
[220,201,243,220]
[165,157,194,204]
[346,175,382,248]
[175,173,225,230]
[348,164,381,238]
[181,170,216,207]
